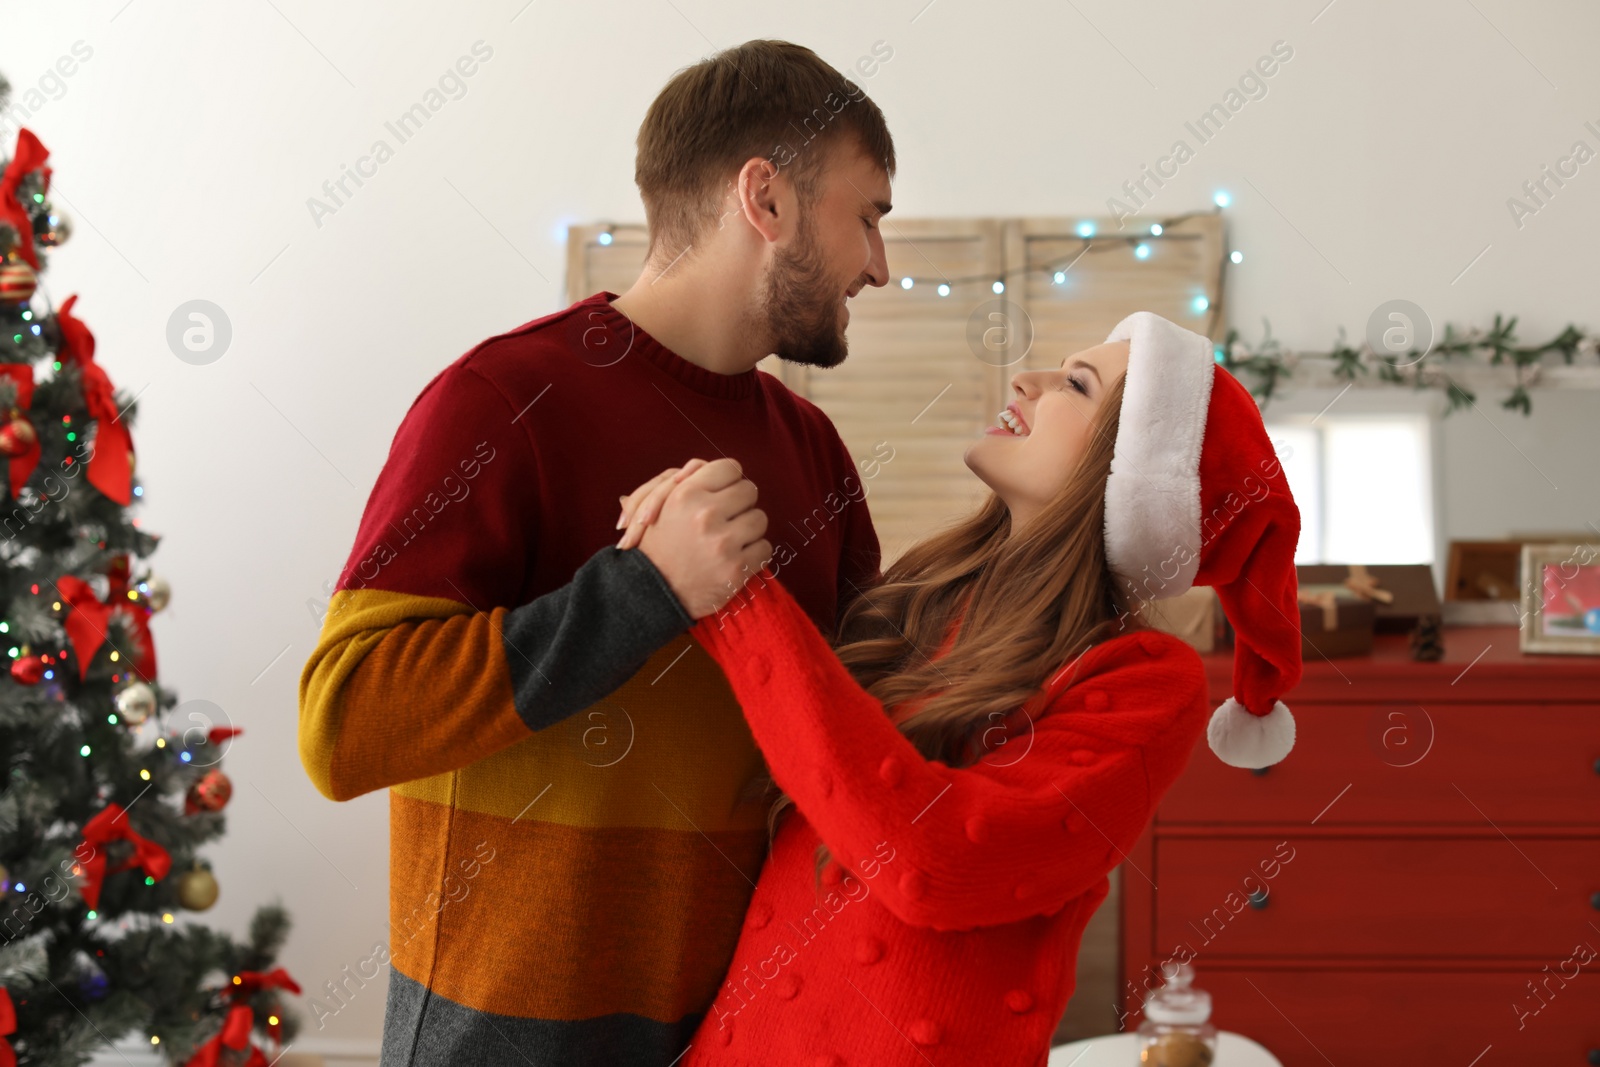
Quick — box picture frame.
[1445,540,1523,601]
[1517,542,1600,655]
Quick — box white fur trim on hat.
[1206,697,1295,769]
[1102,311,1215,602]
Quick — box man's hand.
[616,458,771,619]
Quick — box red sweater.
[681,570,1209,1066]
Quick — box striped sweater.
[297,291,881,1066]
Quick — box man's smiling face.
[758,137,892,369]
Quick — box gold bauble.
[144,575,171,613]
[115,681,156,725]
[177,867,219,911]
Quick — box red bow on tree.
[76,802,171,911]
[55,573,157,682]
[0,987,16,1067]
[185,1027,270,1067]
[184,968,300,1067]
[232,969,301,999]
[0,129,48,270]
[0,364,39,500]
[56,295,133,505]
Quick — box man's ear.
[737,155,789,244]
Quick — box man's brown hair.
[634,39,896,263]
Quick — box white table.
[1048,1031,1282,1066]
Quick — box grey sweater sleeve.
[499,544,694,732]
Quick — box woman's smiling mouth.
[997,403,1030,436]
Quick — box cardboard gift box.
[1295,563,1442,634]
[1296,582,1377,658]
[1141,585,1219,653]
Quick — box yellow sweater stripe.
[392,635,772,833]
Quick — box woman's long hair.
[768,371,1144,885]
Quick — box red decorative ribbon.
[77,803,171,911]
[0,363,39,499]
[184,968,299,1067]
[0,129,48,270]
[56,295,133,505]
[185,1027,269,1067]
[56,573,157,682]
[0,987,16,1067]
[234,969,301,998]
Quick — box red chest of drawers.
[1119,626,1600,1065]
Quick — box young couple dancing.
[299,37,1303,1067]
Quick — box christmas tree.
[0,73,299,1066]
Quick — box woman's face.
[964,339,1131,529]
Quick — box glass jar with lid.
[1135,960,1217,1066]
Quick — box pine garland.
[1219,314,1600,416]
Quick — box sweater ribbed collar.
[585,291,760,401]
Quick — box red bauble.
[0,418,36,457]
[0,260,36,304]
[9,655,44,685]
[186,769,232,814]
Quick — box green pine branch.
[1220,314,1595,416]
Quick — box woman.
[616,311,1303,1066]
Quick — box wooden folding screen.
[567,212,1226,563]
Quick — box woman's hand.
[616,458,710,550]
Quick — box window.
[1264,414,1434,565]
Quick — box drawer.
[1121,966,1600,1067]
[1160,703,1600,825]
[1154,836,1600,959]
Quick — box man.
[298,39,896,1066]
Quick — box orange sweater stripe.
[389,792,767,1021]
[298,587,529,802]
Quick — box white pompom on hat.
[1101,311,1304,769]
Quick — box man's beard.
[760,212,848,369]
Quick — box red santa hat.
[1101,311,1303,769]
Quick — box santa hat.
[1101,311,1303,769]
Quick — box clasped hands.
[614,458,773,619]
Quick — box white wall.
[5,0,1598,1054]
